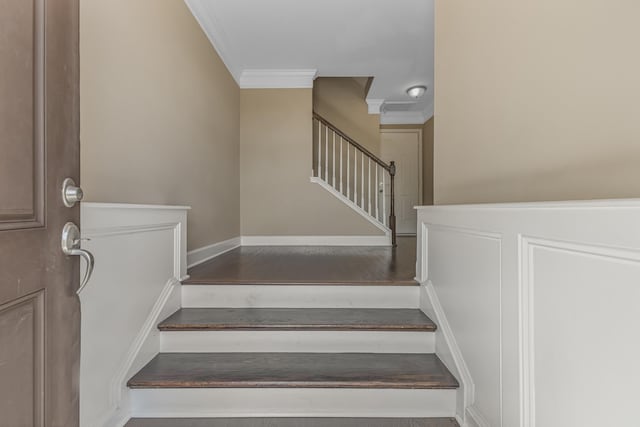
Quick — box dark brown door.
[0,0,80,425]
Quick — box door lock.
[62,178,84,207]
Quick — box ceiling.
[185,0,434,124]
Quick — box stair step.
[127,353,459,389]
[181,284,420,308]
[129,388,457,418]
[160,330,434,354]
[159,308,436,331]
[125,417,459,427]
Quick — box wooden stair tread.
[127,353,459,389]
[125,418,459,427]
[159,308,436,331]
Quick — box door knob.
[61,222,95,294]
[62,177,84,207]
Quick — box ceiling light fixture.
[406,85,427,99]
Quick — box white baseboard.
[241,235,391,246]
[187,237,241,268]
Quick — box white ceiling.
[186,0,434,124]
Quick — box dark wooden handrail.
[313,112,391,172]
[312,111,397,247]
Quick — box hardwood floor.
[125,418,459,427]
[127,353,459,389]
[159,308,436,331]
[184,237,417,286]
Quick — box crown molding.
[239,69,318,89]
[366,99,384,114]
[380,107,433,125]
[184,0,240,83]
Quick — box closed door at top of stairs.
[380,129,422,235]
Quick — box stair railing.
[312,112,397,246]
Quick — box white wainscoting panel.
[428,225,502,427]
[79,203,189,427]
[520,237,640,427]
[416,199,640,427]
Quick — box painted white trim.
[187,237,241,268]
[101,278,182,427]
[81,202,191,210]
[367,98,384,114]
[417,199,640,427]
[183,0,240,83]
[456,415,468,427]
[421,280,475,424]
[415,198,640,211]
[239,69,317,89]
[310,176,392,237]
[79,203,188,427]
[241,235,390,246]
[182,284,420,309]
[423,103,434,123]
[466,405,492,427]
[80,203,189,280]
[380,110,431,125]
[131,388,457,418]
[160,330,434,354]
[518,235,640,427]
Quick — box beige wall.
[80,0,240,250]
[434,0,640,204]
[380,120,435,205]
[313,78,381,154]
[240,89,383,236]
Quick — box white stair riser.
[160,330,435,353]
[130,388,457,418]
[182,285,420,308]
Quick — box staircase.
[123,247,459,426]
[312,112,397,246]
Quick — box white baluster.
[368,158,372,215]
[339,137,343,193]
[354,148,358,204]
[346,144,350,200]
[317,120,321,178]
[324,125,328,180]
[361,153,365,208]
[382,171,387,226]
[375,164,379,221]
[332,132,336,187]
